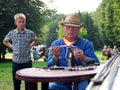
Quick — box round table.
[16,65,103,90]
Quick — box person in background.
[106,45,112,60]
[102,45,107,56]
[39,47,47,61]
[46,14,99,90]
[112,45,119,56]
[33,47,39,61]
[0,43,7,61]
[3,13,39,90]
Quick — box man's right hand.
[51,46,61,61]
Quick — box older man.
[47,14,99,90]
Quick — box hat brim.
[60,22,83,28]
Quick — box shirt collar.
[15,28,26,34]
[62,37,78,45]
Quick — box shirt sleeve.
[31,31,38,41]
[46,41,59,67]
[4,31,12,41]
[84,41,100,64]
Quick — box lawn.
[0,61,46,90]
[0,50,107,90]
[5,51,107,61]
[95,50,107,64]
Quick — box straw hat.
[60,14,83,28]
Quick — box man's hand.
[51,46,61,62]
[73,49,87,62]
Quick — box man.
[46,14,99,90]
[3,13,39,90]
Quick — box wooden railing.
[86,54,120,90]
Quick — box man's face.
[63,25,80,39]
[14,17,26,30]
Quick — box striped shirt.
[4,28,38,63]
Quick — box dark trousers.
[107,54,111,60]
[12,61,32,90]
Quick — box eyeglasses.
[64,25,79,30]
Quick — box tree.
[45,14,65,48]
[0,0,53,61]
[112,0,120,46]
[93,0,120,47]
[0,0,53,42]
[46,21,58,48]
[77,12,100,49]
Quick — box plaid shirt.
[4,29,38,63]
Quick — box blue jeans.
[49,80,88,90]
[12,61,32,90]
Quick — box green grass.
[5,51,107,61]
[5,53,33,60]
[0,51,107,90]
[95,50,107,64]
[0,62,13,90]
[0,61,46,90]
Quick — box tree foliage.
[45,0,120,49]
[0,0,53,44]
[92,0,120,47]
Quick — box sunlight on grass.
[5,50,107,64]
[5,52,13,58]
[5,50,108,65]
[5,52,33,59]
[95,50,107,64]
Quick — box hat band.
[63,22,80,25]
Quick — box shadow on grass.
[0,59,12,63]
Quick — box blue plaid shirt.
[47,37,100,67]
[4,28,38,63]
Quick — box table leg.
[27,82,37,90]
[41,82,48,90]
[73,81,77,90]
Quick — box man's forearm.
[30,39,39,47]
[3,40,13,49]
